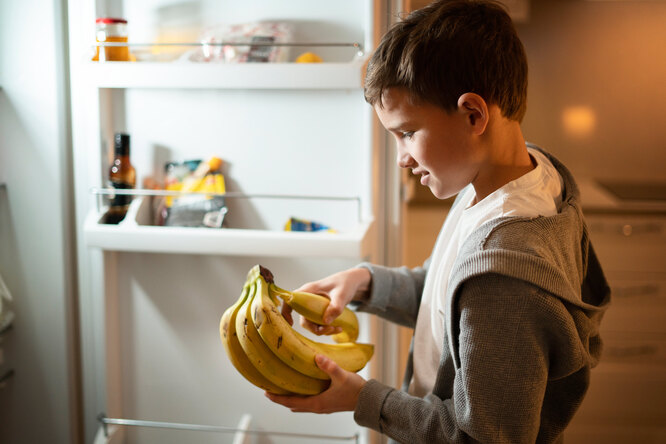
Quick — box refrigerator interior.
[68,1,389,443]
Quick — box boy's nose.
[397,150,416,169]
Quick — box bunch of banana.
[219,265,374,395]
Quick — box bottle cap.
[96,18,128,24]
[114,133,130,155]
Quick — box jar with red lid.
[92,18,131,61]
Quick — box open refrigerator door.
[68,1,397,443]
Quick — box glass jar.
[92,18,130,62]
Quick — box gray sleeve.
[354,276,562,443]
[349,261,429,329]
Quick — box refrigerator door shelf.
[81,56,369,90]
[83,196,375,258]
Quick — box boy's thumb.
[323,299,344,324]
[315,355,344,380]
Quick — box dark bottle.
[102,133,136,224]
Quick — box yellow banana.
[219,284,291,395]
[235,280,330,395]
[252,266,374,380]
[269,283,359,343]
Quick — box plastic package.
[180,22,293,63]
[284,217,336,233]
[161,157,228,228]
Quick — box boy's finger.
[265,392,316,411]
[281,303,294,326]
[301,318,341,336]
[315,354,345,380]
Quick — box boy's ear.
[457,93,489,135]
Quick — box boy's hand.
[280,267,371,335]
[265,354,366,413]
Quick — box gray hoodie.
[352,148,611,443]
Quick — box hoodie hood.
[448,145,611,369]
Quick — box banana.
[219,284,291,395]
[220,265,374,395]
[252,266,374,380]
[235,280,330,395]
[269,284,359,343]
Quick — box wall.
[517,1,666,182]
[0,0,81,442]
[403,0,666,183]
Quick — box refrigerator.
[67,1,401,443]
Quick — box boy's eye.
[400,131,415,140]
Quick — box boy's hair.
[364,0,528,122]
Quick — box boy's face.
[374,87,482,200]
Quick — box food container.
[92,17,130,61]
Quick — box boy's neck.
[470,114,533,205]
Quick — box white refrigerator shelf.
[84,192,375,258]
[81,56,369,90]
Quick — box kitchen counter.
[407,176,666,214]
[578,179,666,214]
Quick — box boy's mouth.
[411,167,430,186]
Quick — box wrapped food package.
[161,157,228,228]
[181,22,293,63]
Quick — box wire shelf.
[90,187,363,224]
[97,414,360,443]
[92,41,364,57]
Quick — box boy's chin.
[430,186,460,201]
[430,189,447,200]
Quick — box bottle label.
[109,180,134,208]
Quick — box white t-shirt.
[408,147,564,397]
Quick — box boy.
[266,1,610,442]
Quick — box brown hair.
[364,0,528,122]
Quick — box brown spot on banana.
[263,309,272,325]
[258,265,274,283]
[277,336,283,349]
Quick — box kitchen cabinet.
[67,2,394,443]
[566,182,666,443]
